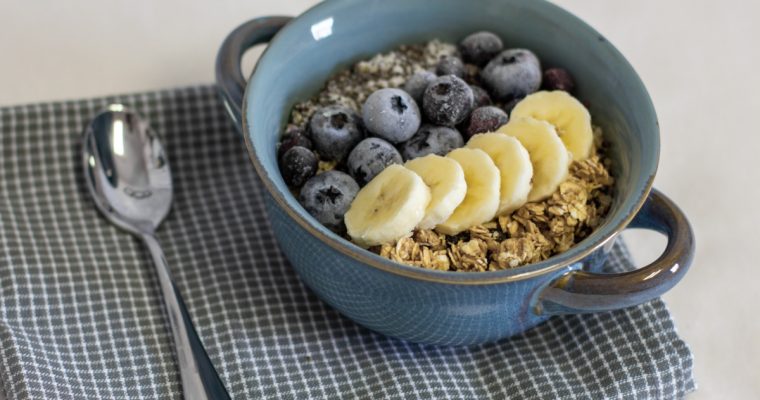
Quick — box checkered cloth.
[0,86,695,399]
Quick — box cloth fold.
[0,86,695,399]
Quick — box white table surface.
[1,0,758,398]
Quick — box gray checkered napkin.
[0,86,695,399]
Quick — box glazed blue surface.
[241,0,661,344]
[267,192,612,345]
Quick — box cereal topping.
[378,153,613,271]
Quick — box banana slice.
[344,164,430,248]
[510,90,593,160]
[437,148,500,235]
[498,118,570,202]
[466,133,533,215]
[405,155,467,229]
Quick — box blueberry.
[309,106,364,161]
[459,31,504,66]
[542,67,576,92]
[347,137,402,185]
[280,146,318,187]
[278,127,312,159]
[299,170,359,231]
[403,70,437,104]
[481,49,542,102]
[469,85,492,108]
[399,124,464,161]
[362,88,421,143]
[465,106,509,138]
[435,56,465,78]
[422,75,474,126]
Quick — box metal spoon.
[83,104,230,400]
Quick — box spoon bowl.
[83,104,172,235]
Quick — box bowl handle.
[215,16,293,131]
[537,188,695,315]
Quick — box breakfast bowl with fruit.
[216,0,694,345]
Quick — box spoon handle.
[141,233,231,400]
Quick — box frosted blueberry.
[403,70,437,104]
[309,106,364,161]
[278,127,312,159]
[542,67,576,92]
[422,75,474,126]
[347,137,402,186]
[481,49,542,102]
[362,88,421,144]
[459,31,504,66]
[279,146,317,187]
[399,124,464,161]
[435,56,465,78]
[465,106,509,138]
[299,171,359,231]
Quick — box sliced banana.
[510,90,593,160]
[344,164,431,248]
[498,117,570,202]
[466,133,533,215]
[404,155,467,229]
[437,148,500,235]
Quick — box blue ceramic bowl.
[216,0,695,345]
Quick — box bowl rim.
[241,0,659,286]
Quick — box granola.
[374,150,614,272]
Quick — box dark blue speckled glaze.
[217,0,694,345]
